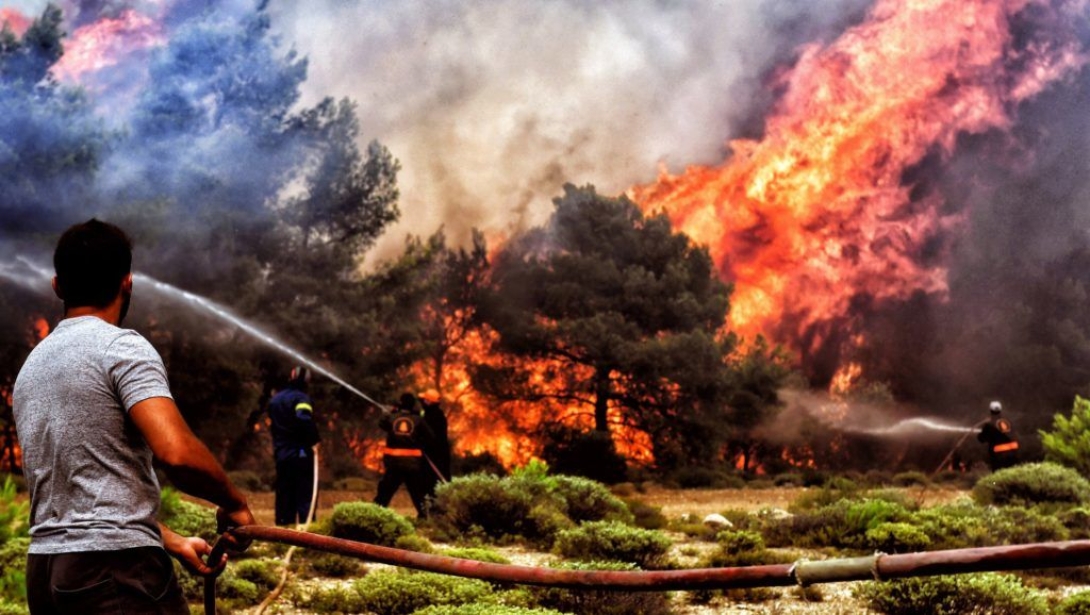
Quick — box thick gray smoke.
[266,0,873,263]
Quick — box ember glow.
[632,0,1088,370]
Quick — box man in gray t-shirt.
[13,219,255,614]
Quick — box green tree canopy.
[478,183,775,469]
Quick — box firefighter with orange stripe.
[268,366,321,526]
[978,400,1019,471]
[374,392,435,517]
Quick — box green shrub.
[159,487,217,541]
[865,522,931,553]
[330,501,415,547]
[430,473,572,545]
[1058,590,1090,615]
[0,601,26,615]
[0,477,27,544]
[554,521,671,569]
[302,552,365,578]
[232,558,281,590]
[764,497,910,550]
[1040,395,1090,477]
[442,547,511,564]
[973,462,1090,506]
[702,530,789,567]
[623,499,667,530]
[1058,507,1090,539]
[854,573,1048,615]
[0,538,27,603]
[300,570,495,615]
[413,606,567,615]
[530,560,674,615]
[395,533,436,553]
[552,475,633,524]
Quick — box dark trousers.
[275,455,316,526]
[27,546,187,615]
[374,456,431,517]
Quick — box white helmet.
[989,400,1002,413]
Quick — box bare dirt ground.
[232,485,976,615]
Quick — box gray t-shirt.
[13,315,172,554]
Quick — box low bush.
[441,547,511,564]
[0,538,27,604]
[623,498,668,530]
[763,497,911,550]
[0,602,25,615]
[854,573,1048,615]
[329,501,415,547]
[303,552,365,578]
[159,487,217,541]
[551,475,633,524]
[430,474,547,543]
[972,462,1090,506]
[232,557,282,591]
[553,521,672,569]
[864,522,931,553]
[0,478,27,545]
[299,570,496,615]
[530,560,674,615]
[702,530,789,568]
[1058,590,1090,615]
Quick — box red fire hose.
[203,528,1090,614]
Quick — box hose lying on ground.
[205,528,1090,614]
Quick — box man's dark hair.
[54,219,133,308]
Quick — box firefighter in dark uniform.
[374,392,435,517]
[978,400,1019,471]
[420,388,451,500]
[267,366,321,526]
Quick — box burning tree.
[477,184,786,473]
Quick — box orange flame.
[400,324,654,470]
[53,9,163,82]
[632,0,1087,361]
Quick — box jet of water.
[3,256,386,409]
[134,274,386,409]
[845,417,975,437]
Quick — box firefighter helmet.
[990,400,1002,414]
[420,389,440,404]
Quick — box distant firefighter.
[374,392,435,517]
[268,365,321,526]
[978,400,1019,471]
[419,388,451,498]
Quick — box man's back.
[13,315,169,553]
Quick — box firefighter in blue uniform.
[978,400,1019,471]
[268,366,321,525]
[374,392,434,517]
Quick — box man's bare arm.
[129,396,254,531]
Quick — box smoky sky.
[7,0,1090,433]
[264,0,873,263]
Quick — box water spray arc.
[132,274,386,408]
[3,256,386,409]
